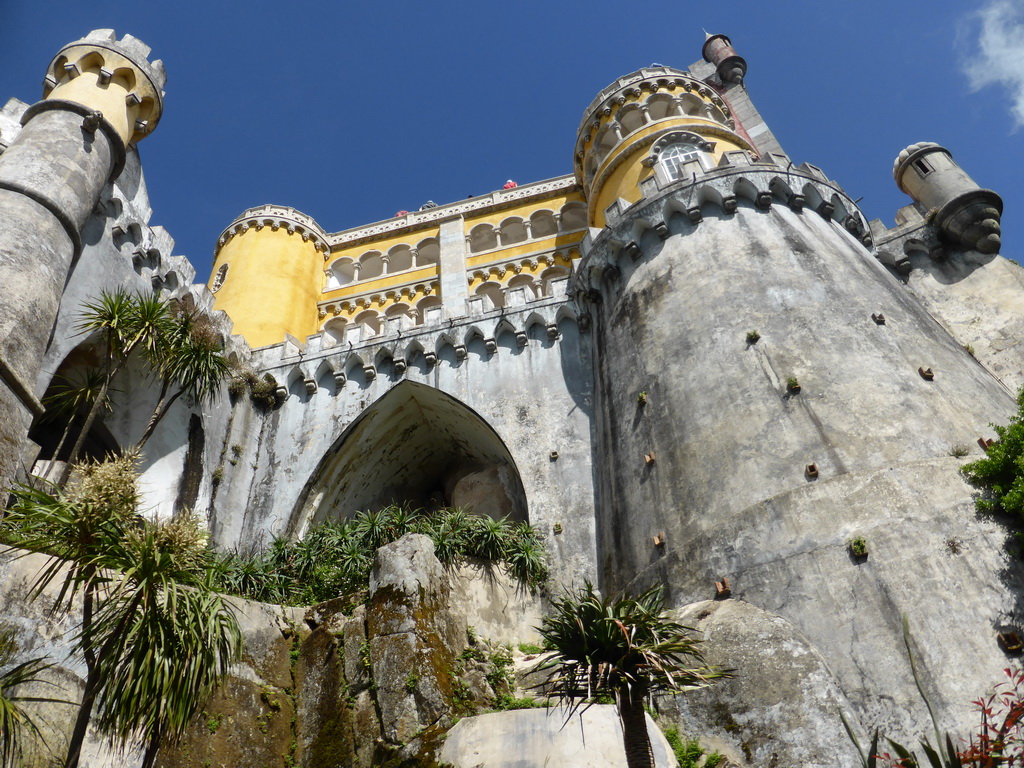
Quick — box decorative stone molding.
[215,204,330,259]
[326,176,578,249]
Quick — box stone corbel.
[424,351,437,367]
[393,358,407,375]
[515,331,528,347]
[653,222,669,240]
[334,371,347,387]
[546,324,559,340]
[623,241,641,261]
[363,365,376,382]
[97,67,113,86]
[484,338,497,354]
[755,192,773,210]
[687,206,703,225]
[722,196,738,214]
[788,195,806,212]
[304,378,317,395]
[454,345,467,361]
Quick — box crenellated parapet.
[41,29,164,148]
[215,204,331,259]
[252,288,581,399]
[573,150,868,298]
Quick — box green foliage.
[537,582,730,712]
[661,726,724,768]
[0,635,63,768]
[962,390,1024,520]
[745,330,761,344]
[404,674,419,693]
[0,455,241,767]
[212,505,548,606]
[849,537,868,557]
[786,376,800,391]
[492,693,547,711]
[948,444,970,459]
[517,643,544,655]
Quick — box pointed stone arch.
[290,381,529,534]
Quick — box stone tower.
[0,29,164,487]
[574,38,1021,745]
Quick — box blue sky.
[2,1,1022,280]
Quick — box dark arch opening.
[292,381,528,532]
[28,343,121,472]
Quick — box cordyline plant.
[1,453,241,768]
[536,582,731,768]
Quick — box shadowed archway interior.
[295,381,528,532]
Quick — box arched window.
[657,141,710,183]
[212,263,228,292]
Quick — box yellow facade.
[212,227,323,348]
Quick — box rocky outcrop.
[440,706,676,768]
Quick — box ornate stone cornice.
[215,204,331,259]
[326,176,579,249]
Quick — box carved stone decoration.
[424,351,437,367]
[363,365,377,382]
[484,338,497,354]
[818,201,836,219]
[788,194,806,212]
[546,324,559,340]
[334,371,347,387]
[654,222,670,240]
[578,314,592,332]
[515,331,528,347]
[687,206,703,225]
[274,385,287,402]
[393,358,407,375]
[304,378,317,395]
[454,345,467,361]
[623,241,641,261]
[722,196,738,214]
[755,192,773,210]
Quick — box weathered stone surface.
[367,534,466,745]
[450,559,544,646]
[231,597,306,690]
[294,621,356,768]
[657,599,859,768]
[343,603,371,692]
[439,706,675,768]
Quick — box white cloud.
[963,0,1024,129]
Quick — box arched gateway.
[290,381,528,536]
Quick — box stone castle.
[1,28,1024,767]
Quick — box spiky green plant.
[537,582,730,768]
[1,455,240,768]
[0,653,63,768]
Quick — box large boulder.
[439,706,676,767]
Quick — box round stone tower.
[894,141,1002,254]
[577,45,1022,741]
[210,205,330,348]
[0,29,164,487]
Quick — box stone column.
[0,29,164,487]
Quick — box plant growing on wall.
[962,389,1024,521]
[536,582,730,768]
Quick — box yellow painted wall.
[590,127,748,227]
[211,228,322,348]
[47,71,141,145]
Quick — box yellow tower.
[210,205,330,348]
[573,65,755,227]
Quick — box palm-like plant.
[0,653,63,767]
[58,290,170,485]
[136,306,229,450]
[2,455,240,768]
[538,582,730,768]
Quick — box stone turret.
[573,66,752,227]
[702,32,747,85]
[893,141,1002,254]
[211,205,330,348]
[0,29,164,487]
